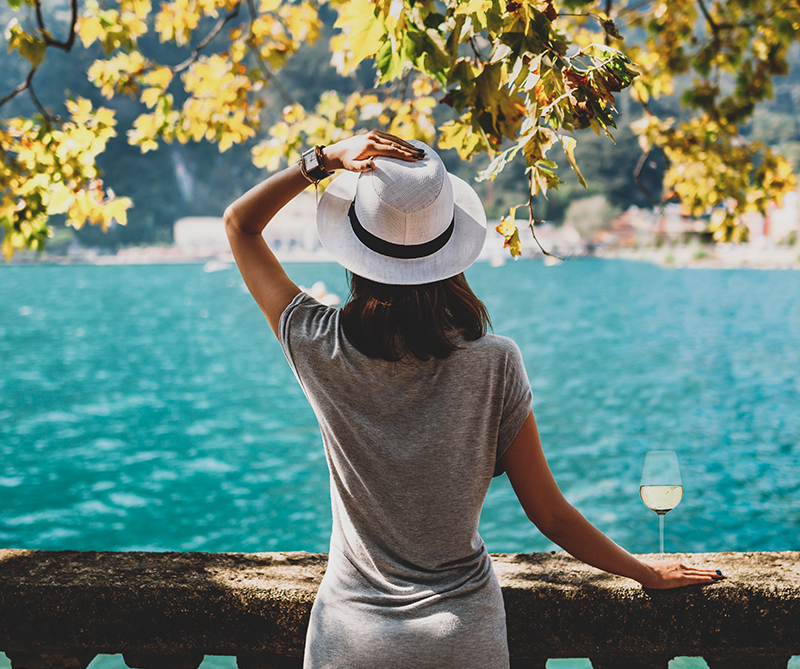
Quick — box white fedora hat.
[316,140,487,285]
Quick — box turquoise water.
[1,260,799,668]
[2,260,799,554]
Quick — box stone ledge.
[0,550,798,661]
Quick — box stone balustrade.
[0,549,798,669]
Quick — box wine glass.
[639,450,683,556]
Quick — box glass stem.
[658,512,665,556]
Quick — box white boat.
[203,260,233,273]
[301,280,341,307]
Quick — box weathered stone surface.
[4,651,95,669]
[0,550,798,663]
[705,656,793,669]
[589,657,670,669]
[122,652,204,669]
[492,551,800,658]
[236,654,303,669]
[0,550,323,657]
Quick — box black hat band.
[348,201,455,260]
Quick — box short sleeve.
[494,341,532,476]
[278,291,338,387]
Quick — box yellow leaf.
[495,215,522,258]
[47,184,73,215]
[77,15,105,48]
[141,87,162,108]
[5,19,47,67]
[334,0,386,66]
[120,0,152,19]
[102,198,131,228]
[94,107,117,128]
[560,135,587,188]
[145,67,173,89]
[438,119,482,160]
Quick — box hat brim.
[317,170,487,285]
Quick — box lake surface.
[2,260,799,668]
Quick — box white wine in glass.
[639,451,683,555]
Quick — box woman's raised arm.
[223,131,423,336]
[499,411,723,589]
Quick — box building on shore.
[173,192,333,261]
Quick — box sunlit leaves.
[4,0,800,256]
[246,2,321,70]
[332,0,386,74]
[560,135,586,188]
[0,99,131,258]
[633,112,797,241]
[252,87,437,172]
[5,19,46,66]
[564,0,800,243]
[77,0,150,54]
[496,206,523,258]
[154,0,236,46]
[87,51,148,98]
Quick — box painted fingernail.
[716,570,722,575]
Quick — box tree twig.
[34,0,78,51]
[247,46,296,106]
[2,0,77,112]
[27,78,51,124]
[0,68,37,110]
[173,5,241,72]
[696,0,719,35]
[242,0,295,106]
[527,170,565,260]
[634,149,657,206]
[468,37,483,65]
[380,71,412,130]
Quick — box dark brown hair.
[340,272,491,361]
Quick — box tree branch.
[26,78,51,124]
[2,0,77,111]
[696,0,720,35]
[469,37,484,65]
[0,68,37,110]
[34,0,78,51]
[243,0,294,106]
[247,46,295,106]
[173,5,241,73]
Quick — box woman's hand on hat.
[321,131,425,173]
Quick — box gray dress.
[279,292,532,669]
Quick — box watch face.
[304,149,319,171]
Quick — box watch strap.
[300,145,334,183]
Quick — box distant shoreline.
[3,243,799,270]
[602,245,800,270]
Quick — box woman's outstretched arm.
[499,411,723,589]
[223,131,422,336]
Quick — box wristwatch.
[300,145,334,183]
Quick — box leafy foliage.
[1,0,798,256]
